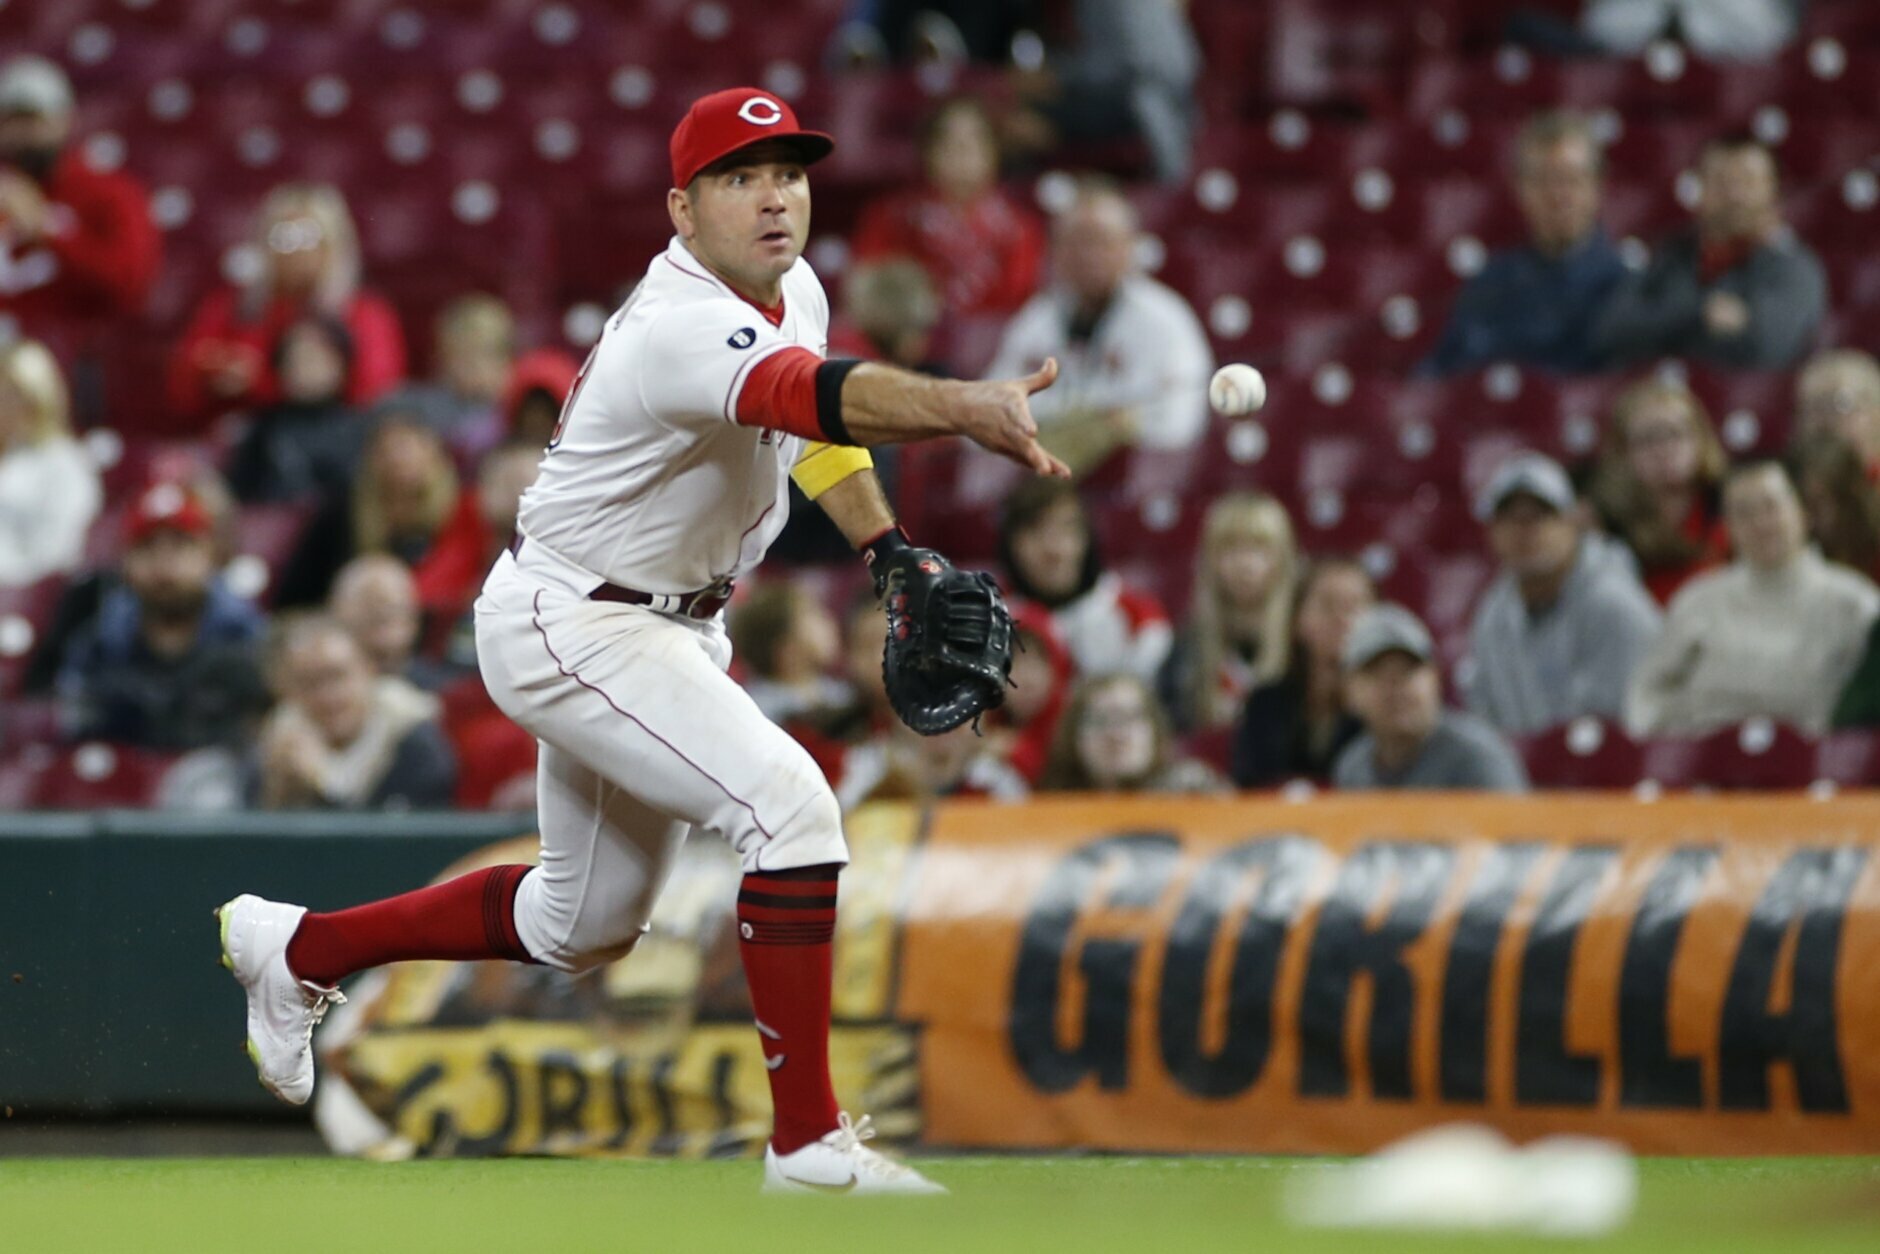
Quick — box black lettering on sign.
[605,1056,635,1149]
[1719,847,1865,1113]
[648,1053,683,1156]
[1516,845,1617,1106]
[1158,835,1323,1098]
[1010,832,1182,1093]
[430,1050,520,1157]
[1619,846,1717,1109]
[1440,842,1546,1103]
[706,1050,749,1159]
[537,1049,590,1144]
[1298,841,1456,1100]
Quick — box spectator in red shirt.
[500,347,580,450]
[0,56,159,369]
[999,476,1172,683]
[167,182,406,430]
[987,602,1075,786]
[851,97,1044,320]
[1589,376,1730,604]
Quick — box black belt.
[508,533,734,621]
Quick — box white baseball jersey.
[516,236,831,594]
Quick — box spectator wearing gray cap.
[1465,452,1662,735]
[1627,461,1880,737]
[0,55,160,374]
[1331,604,1529,792]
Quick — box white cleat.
[763,1113,947,1196]
[215,893,344,1106]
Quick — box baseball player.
[215,87,1065,1194]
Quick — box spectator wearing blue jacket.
[56,482,268,749]
[1423,111,1626,377]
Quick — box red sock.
[738,865,842,1154]
[284,864,535,988]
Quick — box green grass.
[3,1156,1877,1254]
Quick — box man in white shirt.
[214,87,1067,1195]
[986,180,1213,474]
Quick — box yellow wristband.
[790,441,874,501]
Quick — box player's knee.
[760,773,849,870]
[546,921,648,974]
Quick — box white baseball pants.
[474,543,848,973]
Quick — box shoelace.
[299,985,346,1042]
[827,1113,913,1178]
[828,1112,874,1151]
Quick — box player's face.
[674,151,811,300]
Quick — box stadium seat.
[21,743,181,809]
[1814,729,1880,787]
[1641,721,1819,790]
[1520,719,1646,790]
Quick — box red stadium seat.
[1641,721,1819,790]
[22,743,181,809]
[1520,719,1647,790]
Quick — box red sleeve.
[735,345,826,440]
[343,292,409,405]
[44,169,160,314]
[165,287,251,427]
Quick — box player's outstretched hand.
[959,358,1071,478]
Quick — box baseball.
[1209,363,1267,416]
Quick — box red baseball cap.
[125,481,214,545]
[669,87,834,189]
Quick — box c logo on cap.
[737,96,784,126]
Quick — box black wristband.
[861,525,912,574]
[814,358,862,446]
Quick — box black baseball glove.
[870,538,1014,736]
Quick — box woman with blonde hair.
[167,182,407,428]
[1590,376,1730,604]
[274,418,462,609]
[1157,491,1299,732]
[0,338,101,586]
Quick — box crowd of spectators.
[4,0,1880,812]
